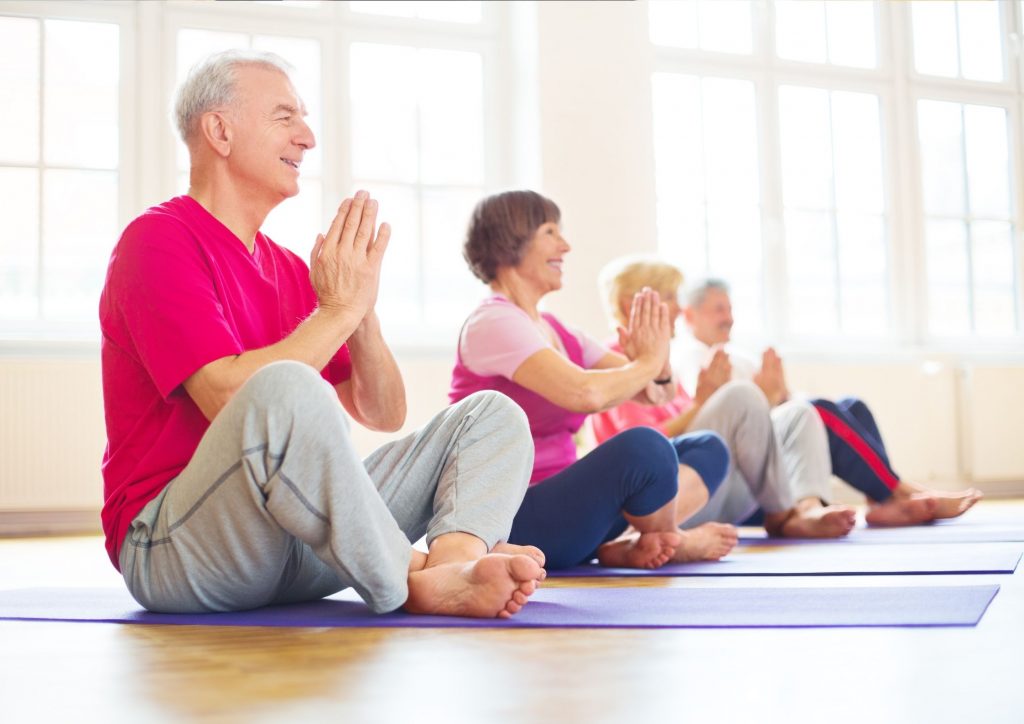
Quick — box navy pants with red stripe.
[810,397,899,502]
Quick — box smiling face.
[514,221,571,296]
[684,287,734,346]
[224,64,315,206]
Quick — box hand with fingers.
[754,346,789,406]
[695,347,732,404]
[309,190,391,324]
[617,287,672,373]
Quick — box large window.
[0,14,121,334]
[649,0,1022,349]
[1,0,500,344]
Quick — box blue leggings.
[811,397,899,502]
[509,427,729,569]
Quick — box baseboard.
[0,509,102,537]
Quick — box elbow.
[573,383,607,415]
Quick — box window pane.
[837,214,887,334]
[699,0,752,54]
[779,86,832,209]
[831,91,883,214]
[917,100,966,217]
[973,287,1016,335]
[652,74,704,206]
[349,44,418,183]
[785,209,838,334]
[925,219,969,336]
[707,203,760,280]
[349,1,481,23]
[262,178,322,259]
[253,36,323,176]
[648,0,698,49]
[825,0,876,68]
[912,1,959,77]
[44,20,119,169]
[775,0,826,64]
[41,169,118,320]
[418,49,484,185]
[421,187,484,324]
[963,105,1010,218]
[0,168,40,319]
[702,78,758,206]
[841,282,887,336]
[971,221,1014,287]
[957,0,1003,82]
[657,199,707,275]
[362,182,420,327]
[0,17,40,164]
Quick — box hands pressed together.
[309,190,391,329]
[695,347,732,404]
[754,347,789,406]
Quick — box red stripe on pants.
[814,405,900,492]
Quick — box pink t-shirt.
[590,340,695,444]
[450,295,608,483]
[99,195,351,569]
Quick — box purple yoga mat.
[549,542,1021,577]
[739,521,1024,546]
[0,584,1000,628]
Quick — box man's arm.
[185,192,390,422]
[335,310,406,432]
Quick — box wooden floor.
[2,501,1023,724]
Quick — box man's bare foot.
[926,489,982,519]
[492,542,546,569]
[773,504,856,538]
[404,553,544,619]
[866,495,938,527]
[597,530,681,569]
[671,522,738,562]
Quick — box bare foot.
[927,489,982,519]
[776,505,856,538]
[672,522,738,562]
[597,531,681,569]
[866,495,938,527]
[492,542,546,570]
[404,553,544,619]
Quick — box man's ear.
[682,305,695,327]
[198,111,232,158]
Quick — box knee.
[677,432,730,496]
[840,396,869,416]
[607,427,679,481]
[716,380,770,415]
[239,361,335,414]
[457,390,532,445]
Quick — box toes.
[513,590,528,606]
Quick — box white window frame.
[649,0,1024,359]
[1,0,515,354]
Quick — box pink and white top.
[99,195,352,569]
[590,340,696,444]
[449,294,608,484]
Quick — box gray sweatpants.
[679,382,830,527]
[119,361,533,615]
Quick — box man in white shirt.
[673,278,981,525]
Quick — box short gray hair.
[685,277,730,308]
[173,49,294,145]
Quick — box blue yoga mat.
[549,542,1021,578]
[0,584,1000,628]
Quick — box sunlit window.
[349,42,486,332]
[775,0,877,68]
[911,0,1004,82]
[175,30,323,260]
[0,16,119,328]
[651,72,762,338]
[648,0,753,55]
[779,87,887,337]
[918,100,1017,337]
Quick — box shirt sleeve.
[566,324,612,369]
[109,216,244,400]
[460,302,550,379]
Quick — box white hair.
[686,277,731,308]
[173,49,295,145]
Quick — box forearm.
[572,357,664,413]
[186,306,362,421]
[341,313,406,431]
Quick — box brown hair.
[463,190,561,283]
